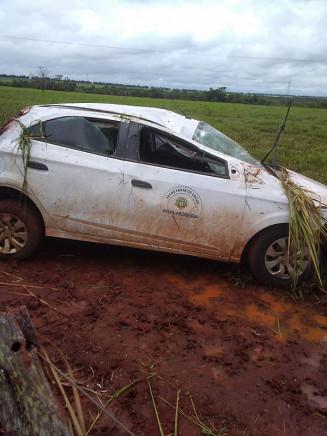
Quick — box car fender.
[0,179,52,228]
[231,208,290,261]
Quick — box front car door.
[116,123,247,261]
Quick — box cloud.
[0,0,326,95]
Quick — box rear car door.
[25,116,129,241]
[117,124,247,260]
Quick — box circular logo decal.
[162,187,202,219]
[175,197,188,209]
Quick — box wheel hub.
[264,237,310,280]
[0,213,28,254]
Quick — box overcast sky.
[0,0,326,96]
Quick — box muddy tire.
[0,199,43,259]
[248,224,313,288]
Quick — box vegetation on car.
[15,119,44,192]
[280,169,327,288]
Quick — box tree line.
[1,72,327,109]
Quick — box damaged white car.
[0,103,326,287]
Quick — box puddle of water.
[245,303,289,341]
[191,286,222,305]
[237,294,327,343]
[165,271,327,344]
[260,292,291,313]
[302,383,327,410]
[243,306,327,343]
[257,295,327,343]
[287,314,327,342]
[164,272,223,306]
[245,304,276,329]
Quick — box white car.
[0,103,326,287]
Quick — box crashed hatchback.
[0,103,326,287]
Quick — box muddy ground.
[0,238,327,436]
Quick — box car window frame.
[28,116,127,159]
[124,122,230,180]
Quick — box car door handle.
[131,179,152,189]
[27,161,48,171]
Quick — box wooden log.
[0,306,73,436]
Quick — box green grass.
[1,86,327,184]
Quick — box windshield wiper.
[261,161,279,178]
[261,98,293,167]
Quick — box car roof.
[12,102,241,166]
[28,103,200,138]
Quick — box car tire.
[248,224,313,288]
[0,199,43,259]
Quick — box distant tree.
[207,87,227,102]
[30,67,50,92]
[39,66,50,92]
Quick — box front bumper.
[322,211,327,253]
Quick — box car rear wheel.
[0,199,43,259]
[248,225,312,288]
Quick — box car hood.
[284,169,327,207]
[242,162,327,210]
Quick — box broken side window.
[28,116,119,156]
[139,128,228,177]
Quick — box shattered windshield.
[193,121,259,166]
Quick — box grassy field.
[1,86,326,184]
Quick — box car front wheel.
[248,224,312,288]
[0,199,43,259]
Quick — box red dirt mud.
[0,238,327,435]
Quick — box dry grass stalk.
[148,379,165,436]
[39,349,135,435]
[0,271,23,282]
[0,280,60,291]
[40,346,86,436]
[60,348,87,434]
[21,286,69,317]
[160,395,222,436]
[174,389,181,436]
[87,376,152,434]
[280,169,327,288]
[14,119,44,192]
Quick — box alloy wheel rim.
[0,213,28,254]
[264,237,310,280]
